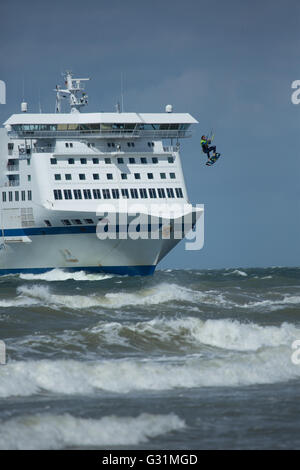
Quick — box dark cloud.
[0,0,299,268]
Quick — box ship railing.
[5,180,20,187]
[9,129,192,139]
[6,164,19,172]
[32,146,55,153]
[18,148,31,158]
[163,145,180,152]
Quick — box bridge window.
[93,189,101,199]
[139,188,148,199]
[73,189,82,199]
[157,188,166,198]
[130,188,138,199]
[112,189,120,199]
[102,189,111,199]
[54,189,62,200]
[63,189,72,200]
[148,188,157,199]
[83,189,92,199]
[166,188,175,198]
[175,188,184,198]
[121,188,129,198]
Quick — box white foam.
[15,283,200,310]
[0,412,185,450]
[6,281,300,312]
[0,297,39,308]
[90,316,300,352]
[19,269,112,282]
[224,270,248,277]
[242,295,300,310]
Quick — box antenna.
[21,75,28,113]
[22,75,25,102]
[38,88,42,113]
[121,73,123,112]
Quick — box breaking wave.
[224,270,248,277]
[1,317,300,398]
[8,317,300,360]
[0,412,185,450]
[89,316,300,352]
[19,269,113,282]
[14,283,199,310]
[3,283,298,312]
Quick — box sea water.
[0,267,299,449]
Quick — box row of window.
[2,190,32,202]
[44,218,95,227]
[66,142,137,149]
[50,156,174,165]
[53,187,184,201]
[13,123,189,132]
[54,172,177,181]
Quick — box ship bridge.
[4,112,198,140]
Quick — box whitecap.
[0,412,185,450]
[19,268,112,282]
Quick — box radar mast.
[55,71,90,113]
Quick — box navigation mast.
[55,71,90,113]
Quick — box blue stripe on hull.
[3,223,165,237]
[0,265,156,276]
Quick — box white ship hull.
[0,209,199,276]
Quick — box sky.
[0,0,299,270]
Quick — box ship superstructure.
[0,72,201,275]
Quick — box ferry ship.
[0,72,202,275]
